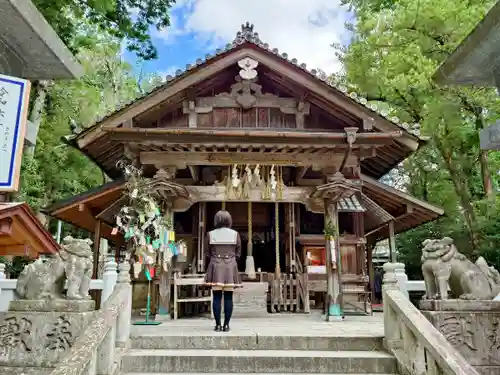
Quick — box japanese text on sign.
[0,74,31,192]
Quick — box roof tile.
[74,23,422,140]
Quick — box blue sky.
[125,0,353,78]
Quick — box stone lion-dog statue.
[16,236,94,300]
[421,237,500,300]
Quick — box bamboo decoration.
[245,201,256,279]
[221,201,226,210]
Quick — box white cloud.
[157,0,352,74]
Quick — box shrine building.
[43,23,444,318]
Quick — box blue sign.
[0,74,31,192]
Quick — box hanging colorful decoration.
[324,219,338,269]
[221,164,285,201]
[113,161,186,278]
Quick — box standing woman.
[204,210,242,332]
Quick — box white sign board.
[0,74,31,192]
[480,120,500,150]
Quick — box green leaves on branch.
[33,0,176,60]
[340,0,500,273]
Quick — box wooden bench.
[173,273,212,320]
[307,273,372,315]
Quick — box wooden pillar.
[366,243,375,306]
[284,203,290,272]
[197,203,206,273]
[92,220,102,279]
[114,242,121,263]
[274,202,281,276]
[155,203,174,317]
[388,221,396,262]
[324,200,343,321]
[91,220,102,309]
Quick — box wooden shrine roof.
[0,202,59,257]
[41,179,125,244]
[361,175,444,243]
[42,175,443,244]
[64,24,425,180]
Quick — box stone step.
[121,349,398,374]
[131,334,384,351]
[125,373,397,375]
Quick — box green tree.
[17,40,140,213]
[33,0,176,60]
[24,1,175,157]
[338,0,500,272]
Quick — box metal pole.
[56,220,62,244]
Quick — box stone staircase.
[121,322,398,374]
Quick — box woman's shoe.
[222,324,230,332]
[214,324,222,332]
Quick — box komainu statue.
[421,237,500,300]
[16,236,93,300]
[16,255,66,300]
[60,236,93,300]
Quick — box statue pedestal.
[421,299,500,375]
[0,299,95,375]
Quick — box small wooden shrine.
[0,202,59,257]
[44,23,444,319]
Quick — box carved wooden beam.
[182,100,213,128]
[172,185,315,213]
[140,151,358,168]
[105,127,402,145]
[339,127,358,173]
[311,172,363,201]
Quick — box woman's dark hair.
[214,210,232,229]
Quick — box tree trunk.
[479,149,495,200]
[439,145,479,254]
[474,112,495,200]
[24,80,49,157]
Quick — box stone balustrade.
[382,262,480,375]
[0,258,118,312]
[49,261,132,375]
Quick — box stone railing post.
[393,262,409,299]
[101,257,118,303]
[0,263,17,312]
[0,263,6,279]
[382,262,399,292]
[96,315,116,375]
[116,260,132,348]
[382,262,402,349]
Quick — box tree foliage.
[339,0,500,276]
[16,39,153,219]
[33,0,176,60]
